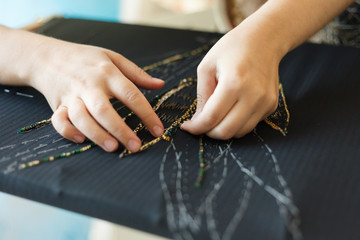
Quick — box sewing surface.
[0,18,359,240]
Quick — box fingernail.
[74,135,84,143]
[128,139,141,152]
[153,77,165,83]
[180,121,188,130]
[152,125,163,137]
[191,112,199,120]
[104,139,117,152]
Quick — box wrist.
[236,0,355,58]
[231,17,289,65]
[0,27,46,88]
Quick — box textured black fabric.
[0,18,360,240]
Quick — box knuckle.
[54,121,73,138]
[111,127,125,140]
[226,64,248,84]
[218,128,234,140]
[98,61,116,76]
[262,90,279,114]
[233,68,247,81]
[112,127,132,145]
[59,125,72,138]
[203,112,219,126]
[222,71,247,92]
[67,104,87,126]
[197,62,208,76]
[207,128,233,140]
[250,84,274,106]
[123,89,141,103]
[79,125,103,143]
[51,109,61,121]
[227,76,243,92]
[134,66,151,85]
[91,100,110,115]
[134,65,147,77]
[68,107,82,121]
[87,132,102,143]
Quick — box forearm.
[182,0,355,139]
[0,25,45,86]
[236,0,355,59]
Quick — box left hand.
[181,24,281,139]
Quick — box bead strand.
[264,84,290,136]
[195,136,206,188]
[20,143,96,169]
[119,77,197,157]
[120,98,197,157]
[17,118,52,133]
[142,44,211,71]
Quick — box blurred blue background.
[0,192,91,240]
[1,2,121,239]
[0,0,120,28]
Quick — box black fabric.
[0,18,360,240]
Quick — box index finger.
[181,80,238,135]
[195,61,217,114]
[106,50,165,90]
[109,73,164,138]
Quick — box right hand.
[29,36,164,152]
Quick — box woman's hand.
[182,0,353,140]
[27,35,164,152]
[181,22,281,139]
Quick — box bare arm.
[0,26,164,152]
[182,0,355,139]
[250,0,355,56]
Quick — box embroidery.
[17,44,290,187]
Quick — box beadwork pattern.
[265,84,290,135]
[119,77,197,157]
[16,43,290,189]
